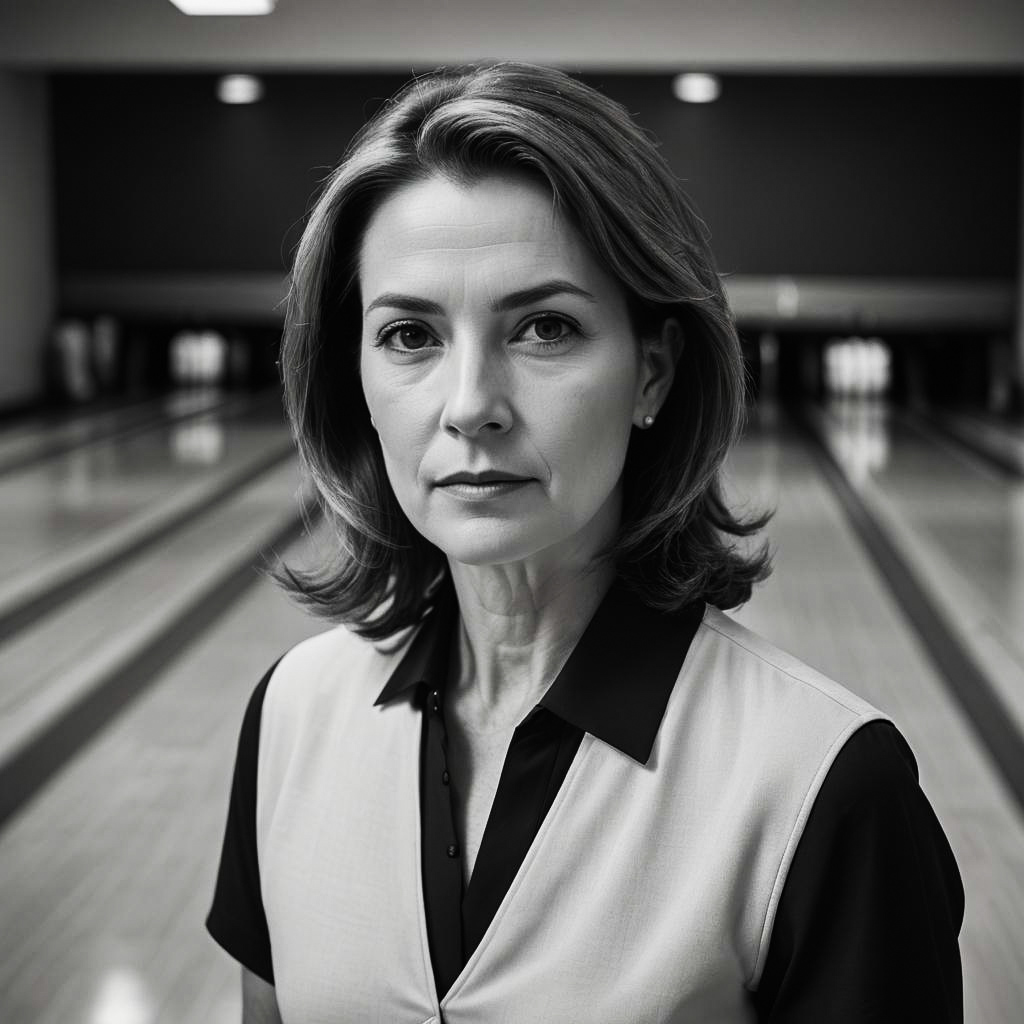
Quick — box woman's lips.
[434,474,534,500]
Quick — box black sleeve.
[751,719,965,1022]
[205,660,281,985]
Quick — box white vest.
[256,605,888,1023]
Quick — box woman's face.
[358,172,659,570]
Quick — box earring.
[642,414,655,428]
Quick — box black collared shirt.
[208,580,964,1020]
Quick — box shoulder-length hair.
[278,61,770,639]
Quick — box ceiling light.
[672,73,721,104]
[168,1,276,14]
[217,74,264,104]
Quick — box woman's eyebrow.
[364,293,443,316]
[492,280,598,312]
[363,280,597,317]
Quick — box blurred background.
[0,1,1022,1021]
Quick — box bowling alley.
[1,2,1022,1022]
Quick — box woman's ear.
[635,317,684,425]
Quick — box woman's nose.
[438,341,513,438]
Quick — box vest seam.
[747,712,888,989]
[255,660,284,984]
[701,616,872,717]
[254,660,283,877]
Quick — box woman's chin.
[429,522,557,569]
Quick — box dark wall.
[52,71,1021,278]
[584,74,1021,278]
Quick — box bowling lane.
[930,408,1024,477]
[0,389,293,626]
[809,399,1024,738]
[0,525,329,1024]
[0,458,309,789]
[728,406,1024,1024]
[0,390,235,476]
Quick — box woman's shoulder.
[275,618,408,678]
[257,620,418,726]
[695,604,885,726]
[670,605,895,810]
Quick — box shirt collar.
[374,576,705,765]
[373,577,458,708]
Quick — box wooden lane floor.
[808,400,1024,747]
[0,390,294,637]
[928,408,1024,477]
[0,413,1021,1022]
[728,406,1024,1024]
[0,458,312,824]
[0,396,151,470]
[0,525,329,1024]
[0,389,286,581]
[0,389,241,477]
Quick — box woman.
[208,63,963,1022]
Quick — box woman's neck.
[446,554,617,732]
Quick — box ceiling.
[1,0,1023,71]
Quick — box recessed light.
[672,73,721,104]
[217,74,265,104]
[168,1,276,15]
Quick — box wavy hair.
[278,62,770,639]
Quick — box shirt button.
[430,690,441,714]
[447,843,459,858]
[441,770,450,785]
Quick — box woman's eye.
[379,323,435,351]
[519,316,576,346]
